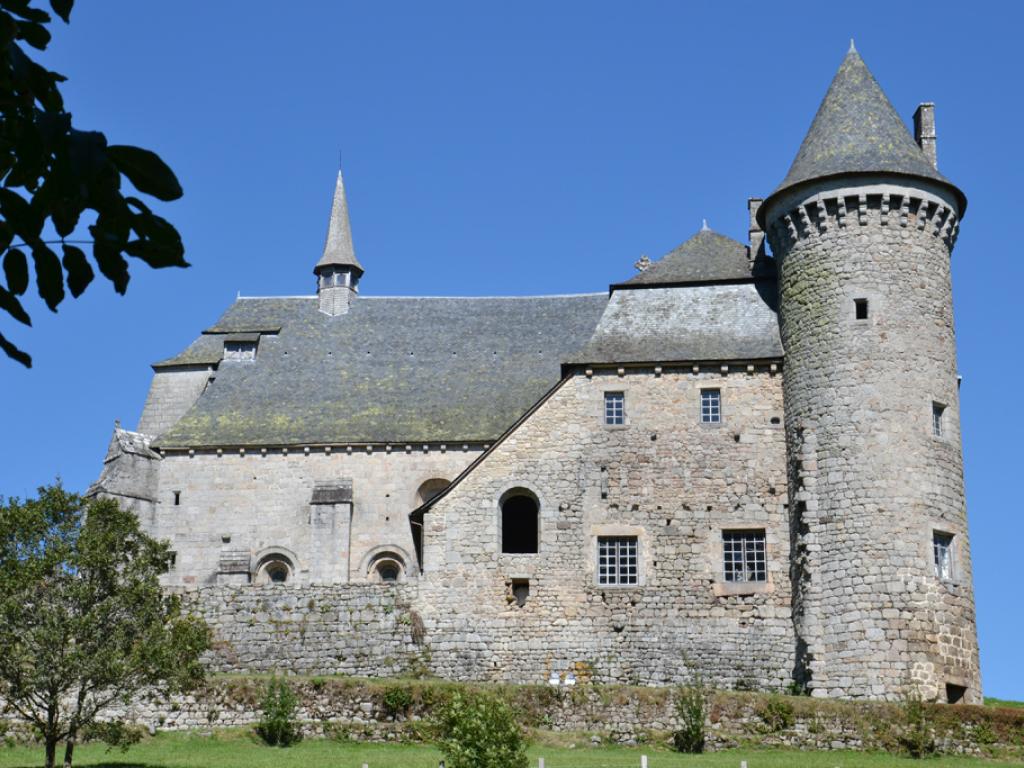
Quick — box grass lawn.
[985,698,1024,709]
[0,731,1017,768]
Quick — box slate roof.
[315,170,363,274]
[569,282,782,365]
[617,227,770,287]
[762,47,965,221]
[153,294,608,448]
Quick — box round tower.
[760,46,980,703]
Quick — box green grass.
[0,731,1017,768]
[985,697,1024,709]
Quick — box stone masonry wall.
[149,447,482,587]
[137,366,215,437]
[767,182,980,703]
[419,367,793,689]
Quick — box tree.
[431,690,529,768]
[0,0,187,368]
[0,484,210,768]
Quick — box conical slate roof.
[315,170,363,274]
[762,46,964,219]
[617,226,765,287]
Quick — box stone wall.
[88,679,1024,759]
[181,585,427,676]
[137,366,215,437]
[147,447,482,587]
[766,180,980,703]
[420,367,793,688]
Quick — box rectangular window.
[604,392,625,425]
[933,531,954,580]
[723,530,767,583]
[855,298,869,320]
[224,340,257,361]
[597,536,638,586]
[932,402,946,437]
[701,389,721,423]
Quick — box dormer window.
[224,336,258,361]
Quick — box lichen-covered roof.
[763,48,964,217]
[153,334,225,367]
[617,228,767,286]
[153,294,608,448]
[569,282,782,365]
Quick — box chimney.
[914,103,937,168]
[747,198,765,261]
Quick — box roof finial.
[701,218,710,232]
[849,38,856,54]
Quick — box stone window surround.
[929,525,960,585]
[931,401,947,439]
[844,286,882,329]
[252,545,302,586]
[700,387,723,426]
[603,390,626,427]
[709,523,776,597]
[597,384,631,430]
[588,524,647,588]
[495,482,546,556]
[359,544,414,584]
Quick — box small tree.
[255,677,302,747]
[0,484,210,768]
[432,690,528,768]
[672,673,708,753]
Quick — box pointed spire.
[763,45,963,215]
[315,169,363,275]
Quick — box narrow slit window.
[932,402,946,437]
[933,531,954,580]
[597,536,638,586]
[604,392,625,425]
[701,389,721,423]
[854,298,869,320]
[723,530,767,583]
[173,490,181,506]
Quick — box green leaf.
[61,243,92,297]
[49,0,72,23]
[91,238,129,294]
[0,329,30,367]
[30,242,63,310]
[3,247,28,294]
[16,19,50,50]
[0,284,30,324]
[106,145,183,202]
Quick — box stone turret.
[315,170,363,316]
[760,46,980,703]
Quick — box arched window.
[367,551,406,584]
[500,489,539,554]
[255,555,294,585]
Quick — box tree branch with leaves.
[0,0,187,367]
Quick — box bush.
[431,690,528,768]
[255,677,302,747]
[900,688,936,759]
[672,676,708,753]
[382,685,414,717]
[759,694,795,732]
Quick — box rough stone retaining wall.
[96,679,1023,759]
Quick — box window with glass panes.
[701,389,721,423]
[933,531,954,580]
[722,530,766,582]
[224,341,257,361]
[604,392,625,425]
[932,402,945,437]
[597,536,638,586]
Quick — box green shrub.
[672,676,708,753]
[900,688,936,759]
[382,685,414,717]
[81,721,144,752]
[759,694,795,732]
[255,677,302,747]
[431,690,528,768]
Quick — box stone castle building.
[92,47,981,703]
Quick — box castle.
[92,47,981,703]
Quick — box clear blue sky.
[1,2,1020,699]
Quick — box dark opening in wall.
[501,491,539,554]
[946,683,966,704]
[173,491,181,506]
[511,579,529,607]
[855,298,869,320]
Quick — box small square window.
[701,389,721,424]
[604,392,625,425]
[723,530,766,583]
[854,298,869,320]
[932,402,946,437]
[933,531,954,580]
[597,536,638,586]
